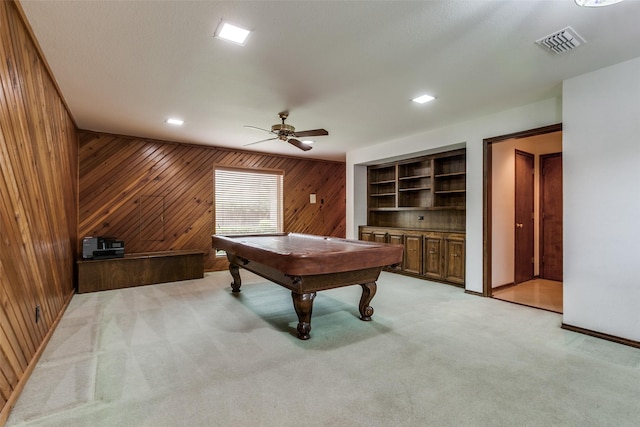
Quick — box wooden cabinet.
[77,250,204,293]
[359,226,465,287]
[363,149,465,286]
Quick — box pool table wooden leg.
[292,291,316,340]
[359,282,377,321]
[229,263,242,293]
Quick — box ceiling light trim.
[575,0,624,7]
[412,94,436,104]
[215,21,251,45]
[165,118,184,126]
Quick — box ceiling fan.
[244,111,328,151]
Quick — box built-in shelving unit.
[433,150,466,209]
[367,149,466,224]
[368,164,397,209]
[363,149,466,286]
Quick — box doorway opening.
[483,124,563,313]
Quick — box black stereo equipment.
[82,236,125,260]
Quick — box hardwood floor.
[492,279,563,313]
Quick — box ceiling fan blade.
[287,138,312,151]
[244,125,276,135]
[294,128,329,138]
[244,137,278,147]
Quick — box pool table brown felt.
[211,233,403,340]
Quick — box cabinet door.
[387,233,404,271]
[360,231,374,242]
[423,235,443,280]
[373,232,387,243]
[444,235,465,285]
[403,234,423,274]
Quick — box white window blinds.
[214,167,283,235]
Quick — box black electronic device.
[82,236,125,260]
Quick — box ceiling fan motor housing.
[271,123,295,138]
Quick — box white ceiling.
[19,0,640,161]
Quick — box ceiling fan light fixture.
[575,0,624,6]
[412,94,436,104]
[215,21,251,45]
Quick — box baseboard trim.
[561,323,640,349]
[491,282,516,291]
[0,289,75,426]
[464,289,483,297]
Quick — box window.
[214,166,283,236]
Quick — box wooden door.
[444,235,465,285]
[423,235,443,280]
[514,150,534,284]
[404,234,422,274]
[540,153,563,281]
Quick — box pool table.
[212,233,403,340]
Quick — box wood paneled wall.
[0,1,78,424]
[78,131,346,272]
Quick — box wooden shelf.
[399,174,431,180]
[367,149,466,228]
[399,187,431,192]
[435,172,466,178]
[435,189,466,194]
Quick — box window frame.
[213,165,284,243]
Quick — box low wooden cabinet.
[77,250,204,293]
[359,226,465,287]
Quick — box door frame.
[482,123,562,297]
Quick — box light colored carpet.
[7,271,640,426]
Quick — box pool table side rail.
[212,233,403,276]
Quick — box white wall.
[346,97,562,294]
[563,57,640,341]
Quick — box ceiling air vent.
[536,26,586,54]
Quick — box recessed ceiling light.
[301,140,314,145]
[215,21,251,45]
[575,0,623,6]
[165,118,184,126]
[412,94,436,104]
